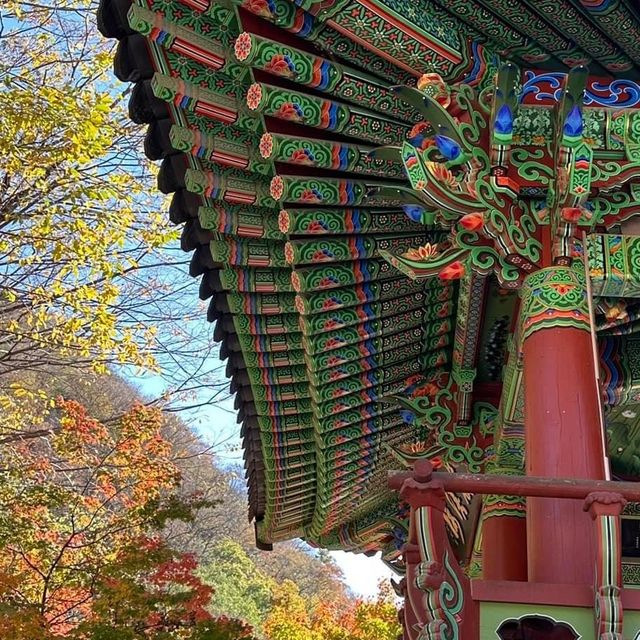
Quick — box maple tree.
[0,394,255,639]
[75,539,256,640]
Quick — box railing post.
[393,460,478,639]
[584,492,626,640]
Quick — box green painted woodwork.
[285,234,433,265]
[151,72,260,131]
[143,0,240,48]
[259,133,405,178]
[170,125,271,175]
[225,292,296,315]
[294,278,428,315]
[247,81,408,146]
[210,238,287,268]
[280,208,422,236]
[185,168,274,206]
[520,266,591,341]
[234,31,417,121]
[589,234,640,298]
[199,205,283,239]
[300,287,452,337]
[480,602,640,639]
[218,267,293,292]
[127,3,247,79]
[605,401,640,477]
[291,258,399,293]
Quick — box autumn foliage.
[0,397,256,639]
[264,579,400,640]
[0,391,401,639]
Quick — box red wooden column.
[481,492,528,581]
[521,265,606,584]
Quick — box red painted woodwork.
[539,225,553,270]
[237,8,320,54]
[472,381,503,407]
[398,593,419,640]
[402,544,424,640]
[482,515,527,581]
[523,327,605,584]
[471,579,593,606]
[473,577,640,610]
[388,465,640,501]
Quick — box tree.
[0,0,174,377]
[169,460,350,608]
[199,540,275,634]
[0,394,248,638]
[0,0,227,416]
[254,543,348,610]
[262,581,313,640]
[263,578,401,640]
[75,538,256,640]
[339,583,401,640]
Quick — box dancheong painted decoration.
[97,0,640,636]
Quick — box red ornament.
[439,261,466,281]
[408,121,429,138]
[264,54,295,78]
[561,207,582,223]
[459,212,484,231]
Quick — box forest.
[0,0,400,637]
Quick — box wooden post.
[521,265,606,584]
[392,462,479,638]
[584,492,625,639]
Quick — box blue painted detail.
[434,134,461,161]
[338,146,349,170]
[402,204,424,222]
[563,105,583,138]
[521,71,640,107]
[400,409,415,425]
[494,103,513,135]
[298,13,314,38]
[352,208,362,231]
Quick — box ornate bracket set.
[378,64,640,287]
